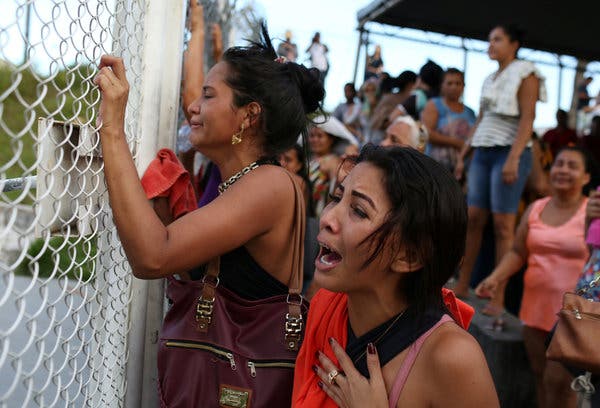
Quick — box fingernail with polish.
[367,342,376,355]
[328,337,335,345]
[312,365,318,373]
[318,381,324,389]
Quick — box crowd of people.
[92,1,599,405]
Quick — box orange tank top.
[519,196,588,331]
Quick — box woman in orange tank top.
[476,146,592,408]
[293,146,498,408]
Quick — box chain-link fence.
[0,0,192,406]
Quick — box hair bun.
[286,63,325,114]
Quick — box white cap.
[389,115,427,149]
[313,114,359,146]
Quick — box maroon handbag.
[157,174,307,408]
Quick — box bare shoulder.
[425,323,484,367]
[212,164,297,229]
[421,99,438,121]
[423,99,437,110]
[419,322,499,407]
[228,164,295,200]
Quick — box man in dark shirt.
[577,77,593,111]
[542,109,578,158]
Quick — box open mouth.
[553,177,572,184]
[316,242,342,268]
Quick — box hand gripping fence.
[0,0,208,406]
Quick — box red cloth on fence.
[292,288,473,408]
[140,148,197,219]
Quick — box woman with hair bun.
[94,22,325,406]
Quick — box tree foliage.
[0,63,96,204]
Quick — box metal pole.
[121,0,187,406]
[352,28,364,86]
[22,0,31,64]
[557,55,563,108]
[462,38,468,72]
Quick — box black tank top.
[189,246,288,300]
[347,305,445,377]
[189,158,289,300]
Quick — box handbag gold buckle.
[196,296,215,330]
[196,275,219,331]
[285,313,303,351]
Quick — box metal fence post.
[118,1,187,407]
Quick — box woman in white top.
[453,24,546,314]
[306,32,329,84]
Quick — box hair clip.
[274,56,288,64]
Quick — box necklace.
[351,308,407,365]
[218,161,260,194]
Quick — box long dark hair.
[222,23,325,156]
[354,145,467,315]
[396,70,417,93]
[419,60,444,97]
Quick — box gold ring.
[327,369,340,385]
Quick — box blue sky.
[254,0,600,130]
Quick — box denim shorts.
[467,146,532,214]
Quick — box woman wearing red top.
[293,145,498,408]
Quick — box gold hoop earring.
[231,123,245,145]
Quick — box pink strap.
[388,314,453,408]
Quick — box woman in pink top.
[476,146,591,408]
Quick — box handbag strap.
[196,170,306,350]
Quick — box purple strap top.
[588,219,600,247]
[587,187,600,247]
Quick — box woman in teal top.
[421,68,476,174]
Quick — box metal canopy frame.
[357,0,599,62]
[353,0,600,108]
